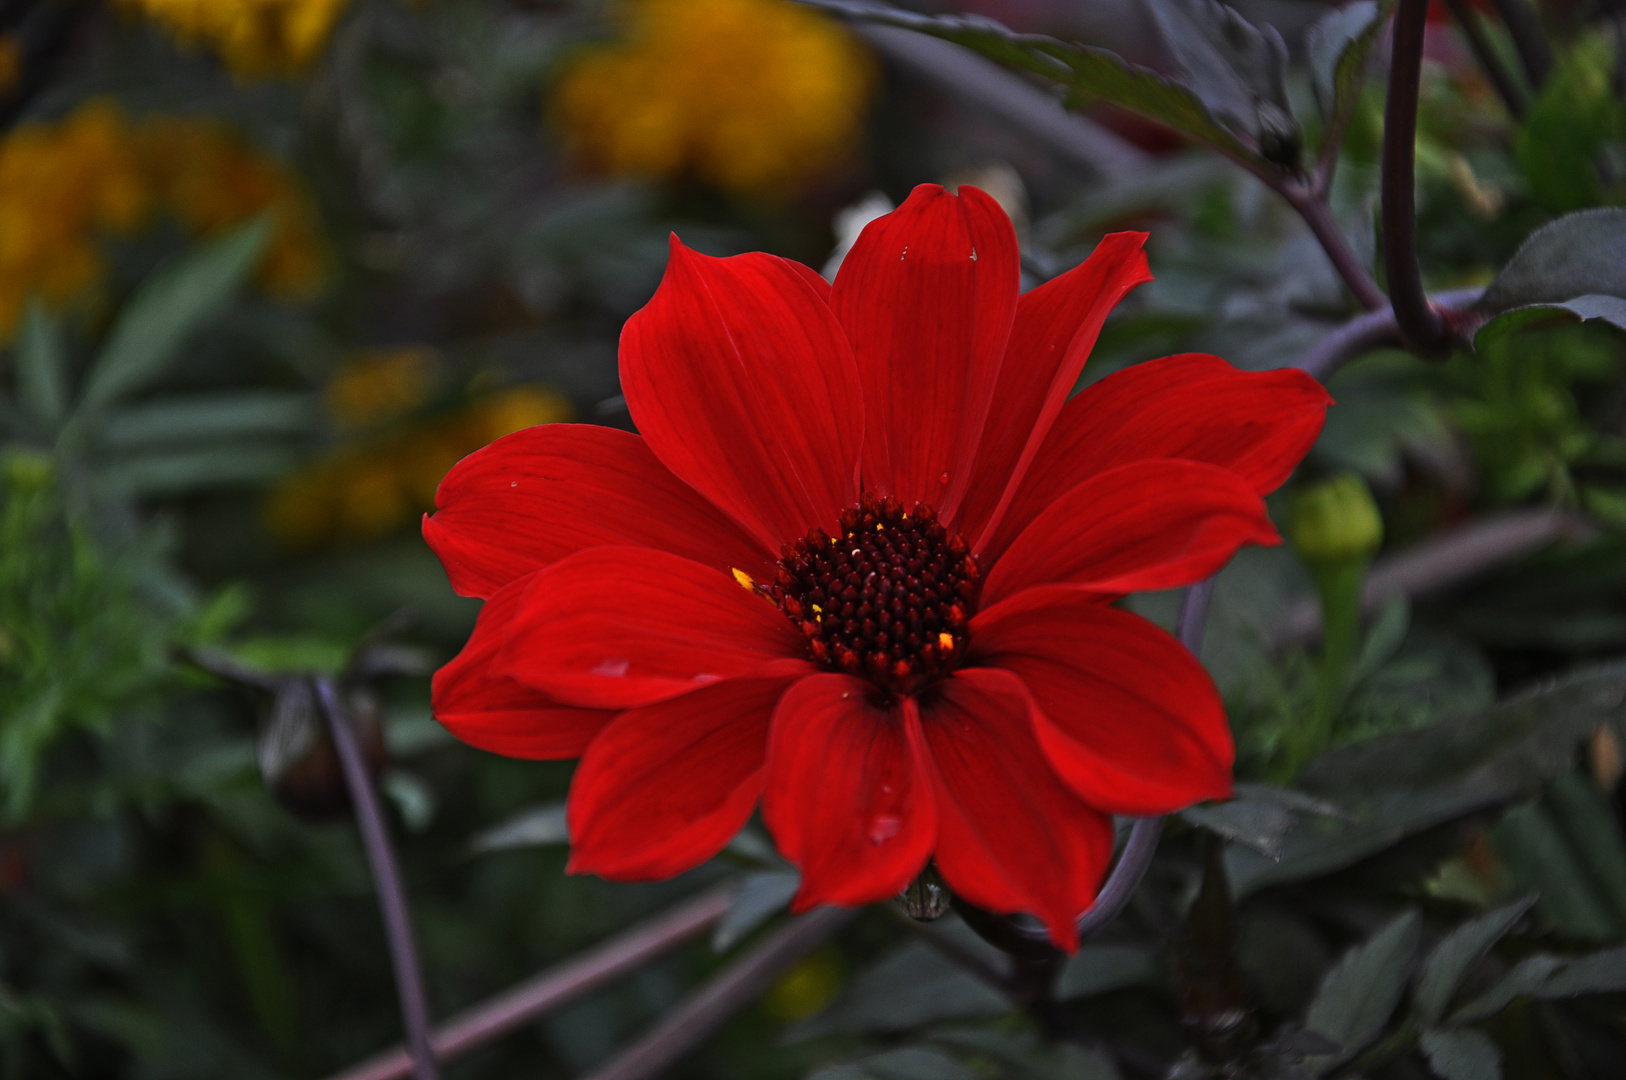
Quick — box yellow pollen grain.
[731,567,756,591]
[875,523,883,531]
[938,632,954,650]
[811,604,822,614]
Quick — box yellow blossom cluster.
[116,0,350,79]
[550,0,874,197]
[0,100,325,339]
[266,364,572,548]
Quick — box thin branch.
[1489,0,1552,89]
[1383,0,1455,357]
[1294,287,1482,382]
[1271,508,1599,650]
[325,885,737,1080]
[314,677,440,1080]
[1444,0,1528,119]
[1279,184,1388,312]
[580,906,858,1080]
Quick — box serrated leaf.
[801,1,1260,164]
[78,219,270,412]
[100,392,316,449]
[1307,0,1387,124]
[1477,209,1626,314]
[17,302,67,428]
[1449,953,1564,1024]
[712,870,799,952]
[1145,0,1291,147]
[1473,295,1626,349]
[1420,1028,1501,1080]
[1304,910,1420,1074]
[1414,896,1536,1023]
[468,801,567,853]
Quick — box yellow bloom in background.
[266,386,574,548]
[324,348,438,432]
[551,0,874,197]
[0,100,326,339]
[116,0,350,79]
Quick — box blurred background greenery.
[4,0,1626,1078]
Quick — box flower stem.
[1383,0,1454,358]
[314,677,441,1080]
[1280,183,1388,312]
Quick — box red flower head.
[424,185,1331,950]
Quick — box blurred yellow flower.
[324,348,438,432]
[116,0,349,79]
[266,386,574,548]
[551,0,874,197]
[761,947,843,1022]
[0,100,326,339]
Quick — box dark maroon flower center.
[769,493,980,697]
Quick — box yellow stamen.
[938,632,954,651]
[811,604,823,614]
[732,568,757,592]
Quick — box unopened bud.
[1288,474,1382,565]
[897,864,950,921]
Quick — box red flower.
[425,184,1330,949]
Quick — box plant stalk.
[314,677,440,1080]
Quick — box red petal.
[982,459,1280,607]
[566,673,799,880]
[923,668,1116,951]
[971,587,1234,815]
[424,424,772,600]
[621,237,863,552]
[431,573,615,758]
[956,232,1153,551]
[830,184,1019,519]
[499,547,807,710]
[764,674,936,909]
[982,354,1330,563]
[783,257,833,301]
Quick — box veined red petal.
[764,674,936,909]
[498,546,806,710]
[922,668,1116,952]
[982,354,1330,563]
[424,424,773,600]
[431,573,616,758]
[830,184,1019,519]
[957,232,1153,551]
[982,459,1280,607]
[566,673,801,880]
[971,587,1233,815]
[621,237,863,552]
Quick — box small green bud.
[1288,474,1383,565]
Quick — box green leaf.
[810,1048,984,1080]
[1303,910,1420,1074]
[1413,896,1536,1023]
[1056,944,1160,999]
[1145,0,1294,156]
[1449,954,1566,1023]
[17,302,67,428]
[1477,209,1626,314]
[1473,295,1626,349]
[929,1029,1123,1080]
[1544,772,1626,928]
[99,392,316,449]
[467,801,567,853]
[1514,32,1624,212]
[96,444,299,496]
[1182,783,1348,859]
[1307,0,1388,125]
[712,870,799,952]
[1537,945,1626,998]
[1493,800,1620,939]
[800,1,1260,165]
[1420,1028,1502,1080]
[78,218,271,412]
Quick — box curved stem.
[315,677,440,1080]
[1383,0,1454,357]
[1294,287,1482,382]
[1281,184,1388,312]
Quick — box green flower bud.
[1288,474,1383,565]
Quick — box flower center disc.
[771,494,980,697]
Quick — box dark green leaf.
[79,219,270,412]
[17,302,67,428]
[1306,1,1387,124]
[1449,954,1566,1024]
[1056,944,1161,999]
[1543,772,1626,927]
[1513,33,1623,212]
[1419,1028,1502,1080]
[1493,801,1620,939]
[95,445,299,496]
[100,393,316,449]
[1477,209,1626,313]
[467,801,567,853]
[712,871,799,952]
[1145,0,1291,149]
[1182,784,1349,860]
[929,1029,1122,1080]
[1473,295,1626,349]
[1537,946,1626,998]
[1414,896,1536,1023]
[800,1,1259,164]
[1303,910,1419,1074]
[810,1047,983,1080]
